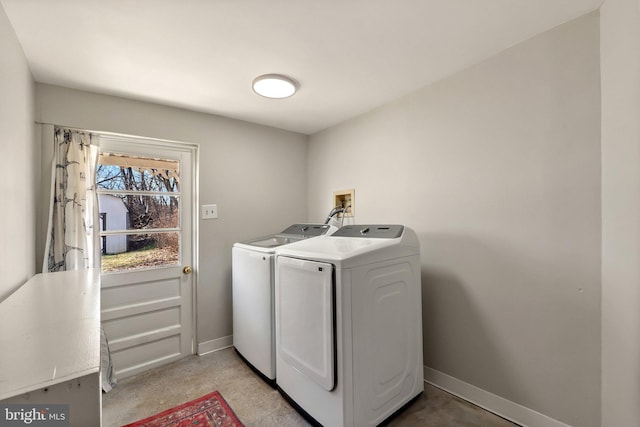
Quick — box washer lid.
[241,235,303,248]
[234,223,334,251]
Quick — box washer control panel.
[280,223,332,237]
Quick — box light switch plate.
[201,204,218,219]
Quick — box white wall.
[0,5,36,301]
[35,84,308,348]
[308,12,600,427]
[600,0,640,425]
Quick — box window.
[97,152,181,272]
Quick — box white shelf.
[0,269,101,400]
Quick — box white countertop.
[0,269,101,400]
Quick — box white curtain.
[42,127,116,392]
[43,127,100,272]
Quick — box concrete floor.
[102,348,518,427]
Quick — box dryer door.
[276,256,335,391]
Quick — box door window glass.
[97,153,181,272]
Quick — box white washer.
[232,224,335,384]
[275,224,424,427]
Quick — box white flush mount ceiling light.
[252,74,298,99]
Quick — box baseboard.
[197,335,233,355]
[424,366,571,427]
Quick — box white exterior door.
[97,135,196,379]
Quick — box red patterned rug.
[122,391,244,427]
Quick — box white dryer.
[232,224,334,385]
[275,225,424,427]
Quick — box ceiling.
[2,0,602,135]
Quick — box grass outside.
[101,246,179,272]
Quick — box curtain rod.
[35,121,199,148]
[36,121,103,134]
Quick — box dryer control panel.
[333,224,404,238]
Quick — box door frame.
[97,131,200,355]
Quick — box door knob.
[183,266,193,275]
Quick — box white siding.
[98,194,128,254]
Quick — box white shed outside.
[98,194,128,254]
